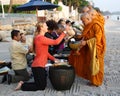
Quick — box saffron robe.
[68,20,106,86]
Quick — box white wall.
[0,0,10,5]
[58,1,69,19]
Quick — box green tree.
[78,0,89,12]
[46,0,89,13]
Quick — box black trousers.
[12,68,29,83]
[21,67,47,91]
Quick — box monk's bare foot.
[14,81,24,91]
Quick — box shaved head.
[81,13,92,25]
[82,6,90,13]
[87,9,98,19]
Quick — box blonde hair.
[34,21,45,36]
[33,21,46,53]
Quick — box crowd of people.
[0,4,106,91]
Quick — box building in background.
[1,0,79,21]
[2,0,28,5]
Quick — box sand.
[0,18,120,96]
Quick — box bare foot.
[14,81,24,91]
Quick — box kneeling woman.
[15,21,67,91]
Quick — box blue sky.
[88,0,120,12]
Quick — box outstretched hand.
[54,59,60,63]
[65,25,70,32]
[81,40,86,46]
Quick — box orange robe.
[68,20,106,86]
[96,13,105,25]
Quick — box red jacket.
[32,33,65,68]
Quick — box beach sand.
[0,18,120,96]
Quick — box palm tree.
[8,0,13,13]
[62,0,88,12]
[47,0,89,13]
[0,0,5,18]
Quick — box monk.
[87,2,93,10]
[82,6,90,13]
[87,9,105,25]
[68,13,106,86]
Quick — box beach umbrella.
[16,0,59,17]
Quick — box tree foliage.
[46,0,89,12]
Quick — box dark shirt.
[44,32,55,55]
[45,32,65,54]
[52,32,65,54]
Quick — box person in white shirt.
[2,30,31,84]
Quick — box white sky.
[88,0,120,12]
